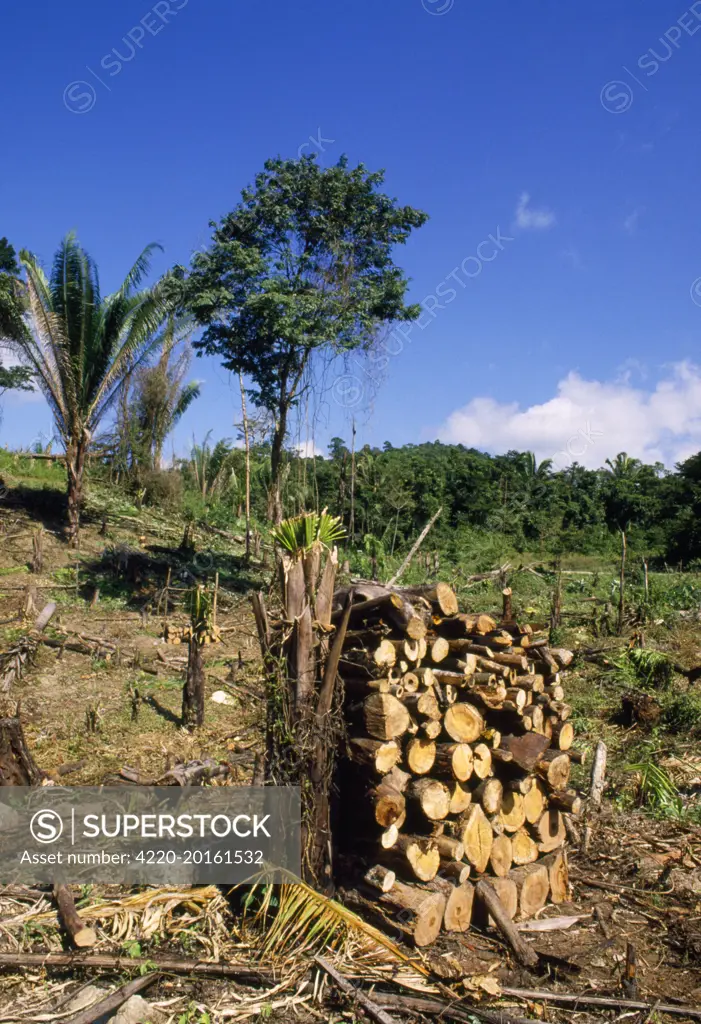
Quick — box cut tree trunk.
[444,703,484,743]
[423,877,474,932]
[0,718,42,785]
[53,884,97,948]
[384,836,440,881]
[407,778,450,821]
[510,863,550,918]
[540,850,569,903]
[460,803,493,873]
[434,743,473,782]
[182,638,205,730]
[364,693,410,740]
[364,864,396,893]
[474,777,503,815]
[372,781,406,828]
[378,880,445,946]
[406,738,436,775]
[349,739,401,774]
[489,833,514,877]
[532,809,566,852]
[511,829,539,865]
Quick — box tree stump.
[182,640,205,730]
[0,718,41,785]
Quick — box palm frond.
[627,760,683,814]
[615,647,676,689]
[171,380,201,426]
[272,510,345,555]
[111,242,164,302]
[245,876,427,971]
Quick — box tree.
[0,237,34,400]
[9,233,172,544]
[119,317,200,472]
[184,154,428,521]
[0,361,33,399]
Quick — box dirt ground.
[2,482,701,1023]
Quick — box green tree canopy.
[183,154,427,520]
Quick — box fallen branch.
[475,880,538,968]
[500,987,701,1020]
[376,993,531,1024]
[314,956,398,1024]
[387,507,442,586]
[64,973,157,1024]
[0,952,271,984]
[53,884,97,948]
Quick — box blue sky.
[2,0,701,468]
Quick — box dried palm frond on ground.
[247,875,428,972]
[7,885,231,950]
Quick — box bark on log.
[434,743,474,782]
[364,864,396,893]
[349,738,401,774]
[364,693,411,740]
[378,880,445,946]
[441,860,471,884]
[0,718,41,785]
[474,880,538,966]
[590,740,607,808]
[53,884,97,948]
[548,790,582,815]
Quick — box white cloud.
[514,192,555,231]
[436,361,701,469]
[294,439,325,459]
[623,207,644,235]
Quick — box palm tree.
[9,233,172,544]
[604,452,641,479]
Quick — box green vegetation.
[182,154,428,521]
[7,233,175,544]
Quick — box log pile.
[335,582,580,947]
[163,622,223,645]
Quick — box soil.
[1,483,701,1022]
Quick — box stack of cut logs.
[163,622,222,645]
[334,582,581,948]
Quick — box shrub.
[138,469,183,508]
[663,689,701,734]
